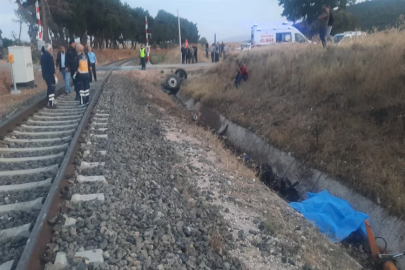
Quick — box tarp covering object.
[289,190,369,242]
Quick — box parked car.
[333,31,367,45]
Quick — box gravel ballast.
[45,74,245,270]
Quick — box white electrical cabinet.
[8,46,35,85]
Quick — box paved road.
[98,62,215,71]
[0,62,215,71]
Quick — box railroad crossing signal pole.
[35,1,43,41]
[145,16,151,65]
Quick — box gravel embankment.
[45,74,245,270]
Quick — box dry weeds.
[0,67,59,118]
[183,29,405,217]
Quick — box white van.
[250,23,309,46]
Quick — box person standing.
[87,46,97,81]
[140,44,146,70]
[66,39,78,99]
[205,43,209,58]
[56,46,70,94]
[215,43,220,62]
[211,43,215,63]
[189,46,195,64]
[40,43,58,108]
[73,44,90,105]
[193,45,198,63]
[186,46,191,64]
[181,44,186,64]
[318,5,330,48]
[221,42,225,57]
[327,7,334,43]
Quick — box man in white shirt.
[56,46,71,94]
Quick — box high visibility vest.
[140,48,146,58]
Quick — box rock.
[70,227,77,236]
[103,251,110,259]
[249,229,259,235]
[238,230,245,240]
[100,240,108,249]
[48,216,58,225]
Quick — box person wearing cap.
[40,43,58,108]
[66,39,78,99]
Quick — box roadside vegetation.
[183,29,405,216]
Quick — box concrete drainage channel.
[171,81,405,269]
[0,70,112,270]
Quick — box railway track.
[0,59,131,270]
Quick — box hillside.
[183,30,405,218]
[348,0,405,30]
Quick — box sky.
[0,0,285,42]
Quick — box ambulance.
[250,22,309,47]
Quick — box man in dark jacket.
[193,45,198,63]
[66,39,78,99]
[40,43,58,108]
[181,45,186,64]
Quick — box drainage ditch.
[173,89,405,270]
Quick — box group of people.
[208,42,226,63]
[181,45,198,64]
[318,5,335,48]
[40,39,98,108]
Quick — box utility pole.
[145,16,151,65]
[177,10,182,64]
[39,0,49,42]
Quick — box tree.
[332,9,360,34]
[12,0,200,49]
[199,37,207,45]
[278,0,357,22]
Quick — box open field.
[183,29,405,217]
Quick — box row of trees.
[279,0,360,36]
[12,0,200,49]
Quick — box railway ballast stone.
[45,75,246,269]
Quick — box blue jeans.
[234,74,247,87]
[61,69,71,93]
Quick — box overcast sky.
[0,0,285,42]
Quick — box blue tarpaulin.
[289,191,369,242]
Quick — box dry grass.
[91,48,140,64]
[0,67,57,118]
[183,29,405,217]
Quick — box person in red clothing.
[234,61,248,88]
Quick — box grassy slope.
[183,30,405,216]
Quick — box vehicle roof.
[256,26,299,32]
